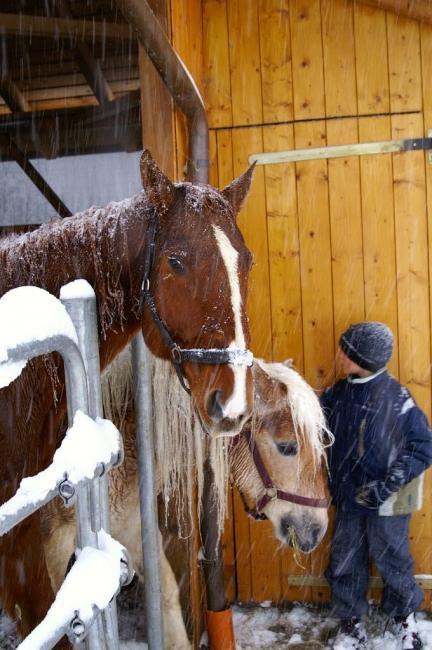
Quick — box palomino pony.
[41,353,330,648]
[0,151,255,639]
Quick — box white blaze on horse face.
[212,225,247,421]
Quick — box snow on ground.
[232,602,432,649]
[2,599,432,648]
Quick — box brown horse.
[41,353,329,649]
[0,151,255,639]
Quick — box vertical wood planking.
[392,131,429,409]
[359,116,399,377]
[421,20,432,611]
[201,0,432,610]
[231,128,272,359]
[208,129,219,187]
[387,13,422,113]
[263,124,303,368]
[170,0,204,178]
[294,121,334,390]
[293,120,334,602]
[258,0,294,124]
[327,123,364,338]
[322,0,357,117]
[227,0,263,126]
[290,0,325,120]
[139,0,175,178]
[392,111,432,589]
[354,3,390,115]
[203,0,233,128]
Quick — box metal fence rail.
[0,282,132,649]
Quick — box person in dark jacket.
[321,321,432,650]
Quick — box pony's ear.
[222,162,256,218]
[140,150,175,212]
[282,358,294,368]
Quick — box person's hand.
[355,480,394,509]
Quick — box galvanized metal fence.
[0,281,164,649]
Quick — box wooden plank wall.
[193,0,432,609]
[163,0,432,611]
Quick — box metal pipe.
[132,334,164,650]
[61,284,120,650]
[115,0,208,183]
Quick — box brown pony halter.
[140,209,253,394]
[232,427,329,521]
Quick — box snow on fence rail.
[0,282,133,650]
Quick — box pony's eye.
[276,440,297,457]
[168,255,185,274]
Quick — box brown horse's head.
[139,151,255,437]
[231,360,330,553]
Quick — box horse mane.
[101,346,230,538]
[254,359,333,467]
[0,193,149,337]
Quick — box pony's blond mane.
[254,359,333,467]
[101,346,230,538]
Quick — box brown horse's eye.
[276,440,298,457]
[168,255,185,274]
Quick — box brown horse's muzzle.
[187,362,254,437]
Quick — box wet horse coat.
[0,151,254,639]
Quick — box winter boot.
[332,617,367,649]
[394,613,423,650]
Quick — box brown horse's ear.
[221,162,256,218]
[140,150,175,212]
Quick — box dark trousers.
[325,510,423,619]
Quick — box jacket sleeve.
[387,403,432,488]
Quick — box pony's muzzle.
[279,514,326,553]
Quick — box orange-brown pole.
[206,609,236,650]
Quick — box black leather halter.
[232,427,329,520]
[139,209,253,393]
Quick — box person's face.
[337,348,372,378]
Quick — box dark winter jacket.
[321,370,432,514]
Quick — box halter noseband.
[232,427,329,520]
[139,209,253,393]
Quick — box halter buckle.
[265,487,277,500]
[171,343,182,365]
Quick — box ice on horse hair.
[0,150,255,641]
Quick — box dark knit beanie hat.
[339,321,393,372]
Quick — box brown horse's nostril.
[207,390,224,420]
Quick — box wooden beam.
[0,13,133,40]
[357,0,432,25]
[0,134,72,217]
[288,574,432,589]
[57,0,115,106]
[0,76,29,112]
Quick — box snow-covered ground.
[2,599,432,649]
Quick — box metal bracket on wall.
[249,134,432,166]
